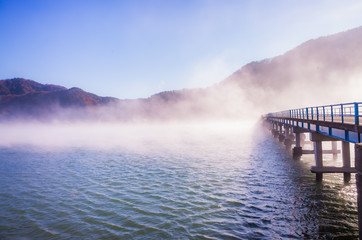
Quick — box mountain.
[0,78,67,95]
[220,26,362,112]
[1,26,362,121]
[141,25,362,118]
[0,78,117,120]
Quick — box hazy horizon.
[2,0,362,99]
[1,2,362,239]
[1,1,362,148]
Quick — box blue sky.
[1,0,362,99]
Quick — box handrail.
[265,102,362,125]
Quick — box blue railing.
[267,102,361,125]
[265,102,362,143]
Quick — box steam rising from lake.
[2,27,362,151]
[0,120,258,152]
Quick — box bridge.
[263,102,362,239]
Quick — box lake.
[0,122,358,239]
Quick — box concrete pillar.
[342,141,351,182]
[293,134,302,157]
[314,141,323,181]
[270,123,276,138]
[292,128,304,158]
[355,144,362,239]
[278,124,285,142]
[332,141,338,159]
[284,126,292,150]
[295,133,301,147]
[301,133,306,147]
[290,133,295,142]
[285,126,289,138]
[273,129,278,138]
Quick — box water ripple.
[0,130,359,239]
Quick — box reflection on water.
[0,123,358,239]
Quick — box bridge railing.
[267,102,362,125]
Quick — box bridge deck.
[265,102,362,143]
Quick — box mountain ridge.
[1,25,362,121]
[219,25,362,111]
[0,78,118,119]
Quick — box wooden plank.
[310,166,357,173]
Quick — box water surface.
[0,123,358,239]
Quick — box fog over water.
[0,120,359,239]
[0,120,257,152]
[1,27,362,239]
[0,83,360,239]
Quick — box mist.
[0,79,259,151]
[1,26,362,150]
[0,120,258,154]
[222,26,362,114]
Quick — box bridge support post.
[293,132,302,157]
[301,133,306,147]
[332,141,338,159]
[342,141,351,182]
[310,133,343,181]
[314,141,323,181]
[295,132,301,147]
[271,123,276,138]
[271,122,278,138]
[292,127,307,158]
[273,130,278,138]
[355,144,362,240]
[278,123,285,143]
[284,126,292,150]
